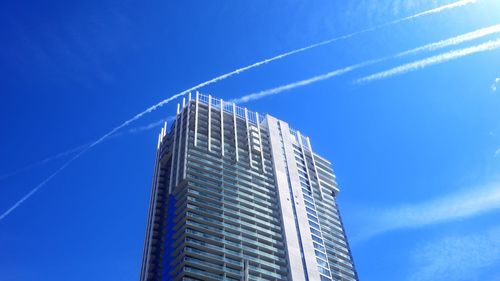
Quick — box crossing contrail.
[0,118,172,183]
[0,155,79,220]
[0,144,87,182]
[0,117,171,220]
[3,25,488,181]
[233,24,499,104]
[357,38,500,83]
[0,0,478,221]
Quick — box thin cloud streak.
[357,38,500,83]
[233,25,499,104]
[161,0,477,103]
[227,0,479,75]
[409,227,500,281]
[0,144,87,182]
[356,181,500,240]
[291,0,480,59]
[395,23,500,58]
[0,118,169,221]
[231,59,383,104]
[400,0,477,21]
[0,0,477,222]
[0,118,171,183]
[0,157,77,221]
[126,116,174,134]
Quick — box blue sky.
[1,0,499,280]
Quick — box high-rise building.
[140,93,358,281]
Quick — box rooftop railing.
[195,92,261,125]
[178,92,310,143]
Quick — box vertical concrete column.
[232,103,239,162]
[157,132,162,150]
[183,97,191,180]
[256,112,265,171]
[175,98,185,185]
[244,108,253,168]
[157,121,167,150]
[220,99,225,156]
[168,108,179,194]
[208,94,212,151]
[194,92,199,147]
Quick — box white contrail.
[0,144,87,182]
[397,0,477,22]
[357,38,500,83]
[395,23,500,57]
[203,0,479,92]
[0,157,77,220]
[0,0,478,221]
[0,118,171,183]
[1,0,476,179]
[233,24,499,104]
[230,59,383,104]
[220,0,478,74]
[0,118,170,221]
[126,116,174,134]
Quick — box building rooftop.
[165,92,313,152]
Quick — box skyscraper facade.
[140,93,358,281]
